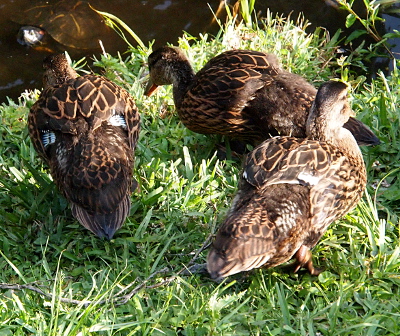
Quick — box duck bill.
[145,80,159,96]
[344,117,380,146]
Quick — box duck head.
[306,81,355,143]
[145,46,194,96]
[42,53,78,88]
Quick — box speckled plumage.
[28,54,140,239]
[145,47,379,146]
[207,81,367,279]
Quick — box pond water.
[0,0,398,103]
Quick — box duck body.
[146,47,379,146]
[177,49,281,141]
[246,71,316,140]
[29,54,140,239]
[207,81,367,279]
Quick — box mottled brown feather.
[207,81,367,279]
[209,184,311,277]
[146,47,379,146]
[28,54,140,239]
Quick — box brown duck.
[207,81,367,279]
[145,47,379,146]
[28,54,140,239]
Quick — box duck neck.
[333,128,364,161]
[172,62,195,109]
[310,124,363,160]
[44,67,78,88]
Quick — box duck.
[206,81,367,279]
[145,47,379,147]
[28,53,141,239]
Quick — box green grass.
[0,9,399,336]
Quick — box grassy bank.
[0,8,399,336]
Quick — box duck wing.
[243,137,338,188]
[200,49,282,73]
[193,50,281,109]
[243,136,365,242]
[179,50,280,133]
[29,75,140,157]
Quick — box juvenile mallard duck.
[145,47,379,146]
[28,54,140,239]
[207,81,367,279]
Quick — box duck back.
[29,70,140,239]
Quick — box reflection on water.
[0,0,223,103]
[0,0,398,103]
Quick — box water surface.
[0,0,398,103]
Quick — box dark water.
[0,0,398,103]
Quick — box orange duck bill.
[144,79,159,96]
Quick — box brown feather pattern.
[207,81,367,279]
[146,47,379,146]
[28,54,140,239]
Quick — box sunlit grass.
[0,5,399,336]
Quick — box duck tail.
[71,195,131,240]
[344,117,380,146]
[207,238,272,280]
